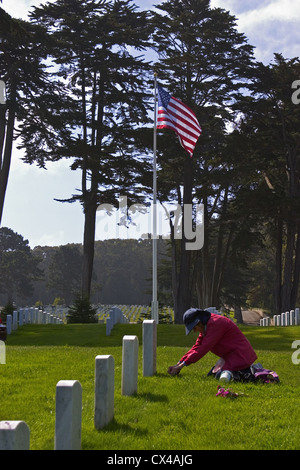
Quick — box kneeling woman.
[168,308,257,382]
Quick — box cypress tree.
[151,0,255,321]
[27,0,153,300]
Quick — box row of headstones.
[106,306,129,335]
[127,305,141,322]
[0,319,156,450]
[46,306,68,316]
[6,308,63,334]
[98,305,176,325]
[97,305,144,324]
[106,306,222,332]
[260,308,300,327]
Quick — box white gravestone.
[24,309,29,324]
[12,311,18,330]
[0,421,30,450]
[19,309,23,327]
[295,308,299,326]
[94,355,114,430]
[106,316,113,336]
[55,380,82,450]
[6,315,12,335]
[30,307,34,324]
[142,320,157,377]
[122,335,139,396]
[0,340,6,364]
[285,312,290,326]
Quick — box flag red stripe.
[156,86,202,157]
[157,120,199,147]
[171,97,201,131]
[157,106,200,136]
[159,110,201,141]
[158,107,200,143]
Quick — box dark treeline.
[0,228,170,307]
[1,226,298,316]
[32,238,167,307]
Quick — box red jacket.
[180,313,257,371]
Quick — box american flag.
[157,85,202,157]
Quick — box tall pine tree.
[0,8,69,223]
[27,0,153,299]
[234,54,300,313]
[151,0,255,321]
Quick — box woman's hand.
[167,363,183,376]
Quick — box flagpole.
[151,73,159,324]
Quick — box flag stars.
[158,86,171,108]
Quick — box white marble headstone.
[142,320,157,377]
[55,380,82,450]
[122,335,139,396]
[94,355,114,430]
[0,421,30,450]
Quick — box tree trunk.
[196,200,211,308]
[211,188,229,307]
[281,220,296,311]
[0,80,16,224]
[291,222,300,308]
[274,216,283,314]
[234,305,243,324]
[214,224,234,307]
[169,216,178,317]
[81,71,104,301]
[81,190,97,299]
[175,155,193,323]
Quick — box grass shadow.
[95,418,149,436]
[135,392,169,403]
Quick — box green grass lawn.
[1,323,300,450]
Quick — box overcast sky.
[1,0,299,248]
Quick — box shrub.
[0,301,15,323]
[66,295,98,324]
